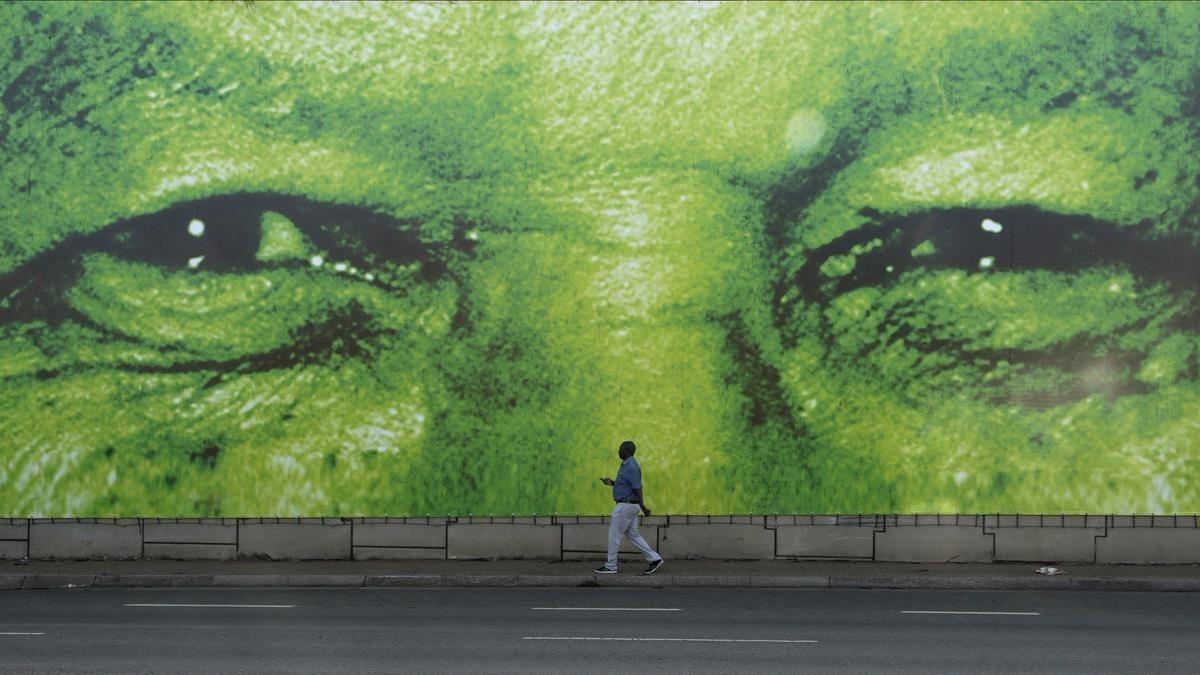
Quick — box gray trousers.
[606,502,662,570]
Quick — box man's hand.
[600,477,614,486]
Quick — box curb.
[2,573,1199,592]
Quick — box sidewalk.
[4,558,1200,592]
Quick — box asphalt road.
[1,587,1198,673]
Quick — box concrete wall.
[1,515,1197,563]
[658,516,774,560]
[28,519,143,559]
[353,519,447,560]
[771,515,877,559]
[1097,516,1200,564]
[447,517,559,560]
[143,520,238,560]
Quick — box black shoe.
[644,559,664,575]
[593,566,618,574]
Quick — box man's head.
[619,441,637,461]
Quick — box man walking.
[596,440,664,575]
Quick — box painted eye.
[793,206,1200,303]
[0,192,479,355]
[0,193,464,320]
[777,206,1200,407]
[98,193,446,280]
[0,193,477,377]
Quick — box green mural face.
[2,2,1198,516]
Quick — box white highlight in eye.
[187,219,206,237]
[187,255,205,269]
[785,109,827,157]
[310,255,325,268]
[980,218,1003,234]
[978,256,995,270]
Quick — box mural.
[1,2,1198,516]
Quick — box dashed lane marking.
[124,604,296,608]
[531,607,682,611]
[902,610,1041,616]
[524,636,816,643]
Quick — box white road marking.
[124,604,296,608]
[531,607,682,611]
[524,637,817,644]
[0,632,45,635]
[902,610,1041,616]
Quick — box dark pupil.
[106,198,265,272]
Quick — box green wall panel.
[1,1,1197,515]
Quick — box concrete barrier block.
[0,541,27,559]
[353,523,446,549]
[992,527,1101,563]
[561,524,660,554]
[1096,528,1200,564]
[0,522,29,540]
[143,523,237,545]
[30,521,142,559]
[658,524,774,560]
[775,526,874,559]
[875,525,993,563]
[238,523,351,560]
[143,543,238,560]
[447,523,561,559]
[352,523,447,560]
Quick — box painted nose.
[522,169,770,513]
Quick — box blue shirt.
[613,457,642,501]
